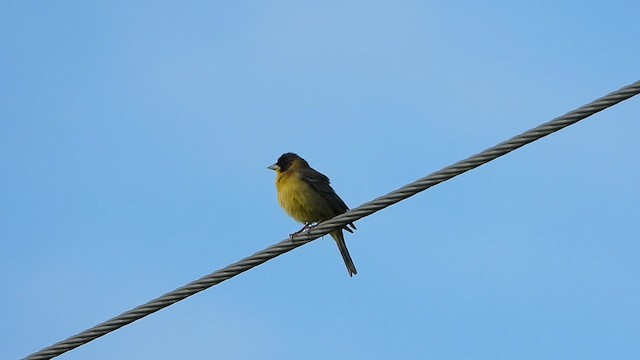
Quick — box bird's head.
[268,152,308,173]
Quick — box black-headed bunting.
[268,153,358,276]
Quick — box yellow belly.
[276,176,331,223]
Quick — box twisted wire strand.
[24,80,640,360]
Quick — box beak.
[267,164,279,171]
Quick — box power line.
[24,80,640,359]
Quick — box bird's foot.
[289,222,317,242]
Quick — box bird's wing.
[299,167,349,215]
[299,167,357,232]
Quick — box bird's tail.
[330,230,358,277]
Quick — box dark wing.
[299,167,357,232]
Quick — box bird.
[268,152,358,276]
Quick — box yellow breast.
[275,171,330,223]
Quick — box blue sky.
[2,1,639,359]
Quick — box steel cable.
[24,80,640,359]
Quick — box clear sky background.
[2,1,639,359]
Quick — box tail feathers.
[331,230,358,277]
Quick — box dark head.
[268,152,309,173]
